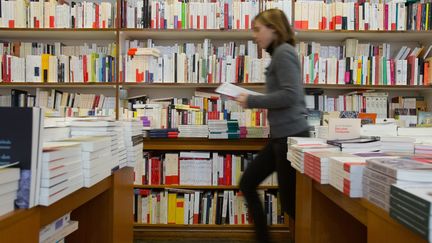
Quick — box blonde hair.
[253,9,296,47]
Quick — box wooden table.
[0,167,133,243]
[295,172,428,243]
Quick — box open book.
[215,83,263,98]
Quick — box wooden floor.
[135,238,292,243]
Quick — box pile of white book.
[380,137,415,153]
[303,151,347,184]
[0,167,20,216]
[287,137,338,174]
[329,156,367,198]
[178,125,209,138]
[63,137,112,188]
[363,157,432,211]
[70,119,119,170]
[121,120,143,169]
[39,142,82,206]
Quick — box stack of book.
[0,167,20,216]
[39,142,82,206]
[178,125,209,138]
[415,143,432,155]
[39,212,79,243]
[288,144,339,174]
[208,120,240,139]
[43,118,70,143]
[121,120,144,170]
[327,137,381,153]
[62,137,112,188]
[303,151,348,184]
[114,123,128,169]
[179,152,212,186]
[363,157,432,211]
[389,184,432,242]
[360,124,398,137]
[147,128,179,138]
[239,126,269,138]
[380,137,415,153]
[329,156,367,198]
[69,119,120,169]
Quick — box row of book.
[294,1,425,31]
[305,92,389,118]
[1,42,117,59]
[121,40,269,84]
[134,189,283,225]
[0,89,116,118]
[135,152,277,186]
[128,92,268,130]
[122,0,291,29]
[1,53,116,83]
[297,40,432,86]
[0,0,116,28]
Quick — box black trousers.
[239,130,310,243]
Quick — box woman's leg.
[240,142,276,243]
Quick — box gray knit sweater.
[247,43,309,138]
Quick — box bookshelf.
[0,167,133,243]
[1,0,432,241]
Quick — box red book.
[190,15,193,29]
[417,4,422,31]
[225,154,232,186]
[354,3,359,30]
[204,16,207,29]
[245,15,249,30]
[83,55,88,83]
[156,2,159,29]
[197,15,200,29]
[50,16,55,28]
[95,4,99,28]
[224,3,229,29]
[384,4,388,31]
[236,19,240,29]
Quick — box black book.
[11,89,28,107]
[0,107,43,208]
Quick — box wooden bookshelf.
[295,172,428,243]
[134,185,279,190]
[0,83,117,89]
[0,28,117,40]
[134,223,290,240]
[120,29,253,40]
[296,30,432,42]
[0,167,133,243]
[303,84,432,90]
[120,82,432,91]
[143,138,267,151]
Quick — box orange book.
[359,113,377,125]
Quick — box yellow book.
[168,193,177,224]
[357,58,362,85]
[367,58,371,85]
[251,110,256,127]
[41,54,50,82]
[175,195,185,224]
[426,4,430,30]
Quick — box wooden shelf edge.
[39,175,112,226]
[0,209,38,231]
[312,182,367,225]
[0,28,117,31]
[0,83,117,88]
[133,223,289,229]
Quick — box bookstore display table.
[0,167,133,243]
[295,172,427,243]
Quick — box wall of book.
[0,0,117,29]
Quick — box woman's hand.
[236,93,249,109]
